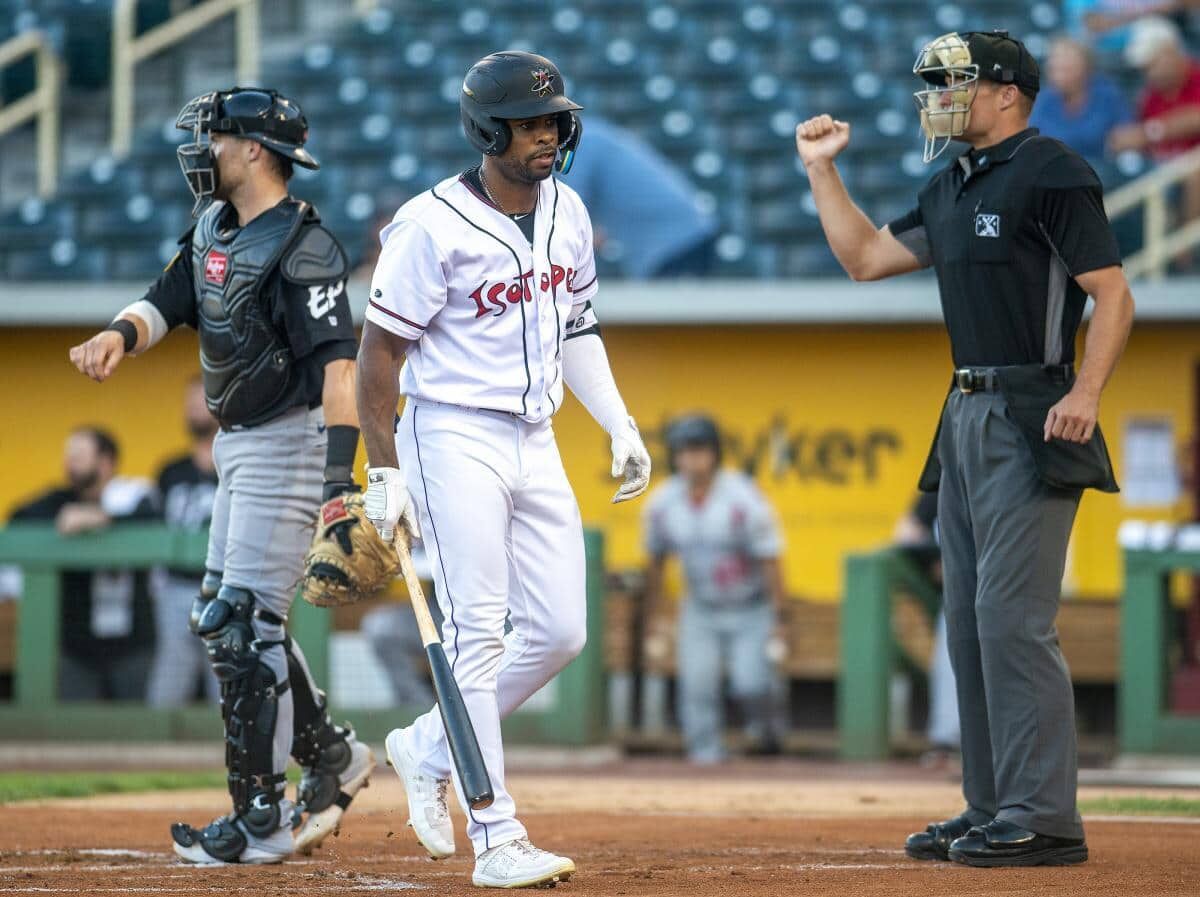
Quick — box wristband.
[324,425,360,485]
[105,319,138,353]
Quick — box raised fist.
[795,115,851,168]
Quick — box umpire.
[796,31,1134,866]
[69,88,374,864]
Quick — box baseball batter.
[68,88,373,864]
[356,52,651,889]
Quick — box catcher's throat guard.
[913,32,979,163]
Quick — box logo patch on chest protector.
[975,213,1001,238]
[204,251,228,285]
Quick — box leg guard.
[286,637,351,815]
[188,570,222,635]
[196,585,289,839]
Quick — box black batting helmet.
[460,51,583,174]
[176,87,318,214]
[666,415,722,471]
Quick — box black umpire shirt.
[887,128,1122,368]
[138,205,358,424]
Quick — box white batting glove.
[363,466,420,542]
[610,418,652,504]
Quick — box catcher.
[68,87,394,864]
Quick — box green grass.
[1080,795,1200,817]
[0,767,299,804]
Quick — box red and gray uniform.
[643,470,782,763]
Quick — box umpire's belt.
[954,364,1071,394]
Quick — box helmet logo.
[530,68,554,97]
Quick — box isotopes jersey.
[365,172,599,423]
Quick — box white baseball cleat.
[472,838,575,889]
[293,737,377,855]
[385,726,455,859]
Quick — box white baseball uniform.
[366,171,633,855]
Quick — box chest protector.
[191,199,309,428]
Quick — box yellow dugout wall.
[2,322,1193,601]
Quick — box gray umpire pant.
[206,405,327,798]
[937,389,1084,840]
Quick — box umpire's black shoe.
[904,813,977,861]
[948,819,1088,867]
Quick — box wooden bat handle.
[395,533,441,649]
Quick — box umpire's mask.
[912,32,978,163]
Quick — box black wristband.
[105,319,138,353]
[324,425,360,485]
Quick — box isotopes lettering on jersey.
[205,250,228,285]
[468,264,578,318]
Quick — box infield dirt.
[0,758,1196,896]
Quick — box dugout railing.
[837,548,941,761]
[0,523,606,746]
[1121,546,1200,754]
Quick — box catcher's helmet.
[175,87,318,214]
[460,51,583,174]
[666,415,722,471]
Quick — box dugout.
[0,278,1196,751]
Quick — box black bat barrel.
[427,642,494,810]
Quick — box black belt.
[954,364,1072,394]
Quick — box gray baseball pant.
[937,389,1083,840]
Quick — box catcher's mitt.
[302,492,401,607]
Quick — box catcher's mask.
[175,87,319,215]
[460,51,583,175]
[912,33,979,163]
[913,30,1040,163]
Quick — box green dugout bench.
[0,523,606,746]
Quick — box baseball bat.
[394,534,494,811]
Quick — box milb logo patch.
[975,213,1001,238]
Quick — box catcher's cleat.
[472,838,575,889]
[293,737,376,855]
[385,726,455,859]
[171,814,293,865]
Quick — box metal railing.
[0,30,61,198]
[1106,144,1200,281]
[110,0,261,158]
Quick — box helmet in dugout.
[666,415,723,471]
[460,51,583,174]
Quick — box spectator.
[146,377,220,707]
[1063,0,1188,53]
[1108,16,1200,263]
[560,116,718,278]
[642,415,785,764]
[1109,17,1200,158]
[893,491,960,768]
[8,427,157,701]
[1030,37,1133,162]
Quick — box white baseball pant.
[395,399,587,855]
